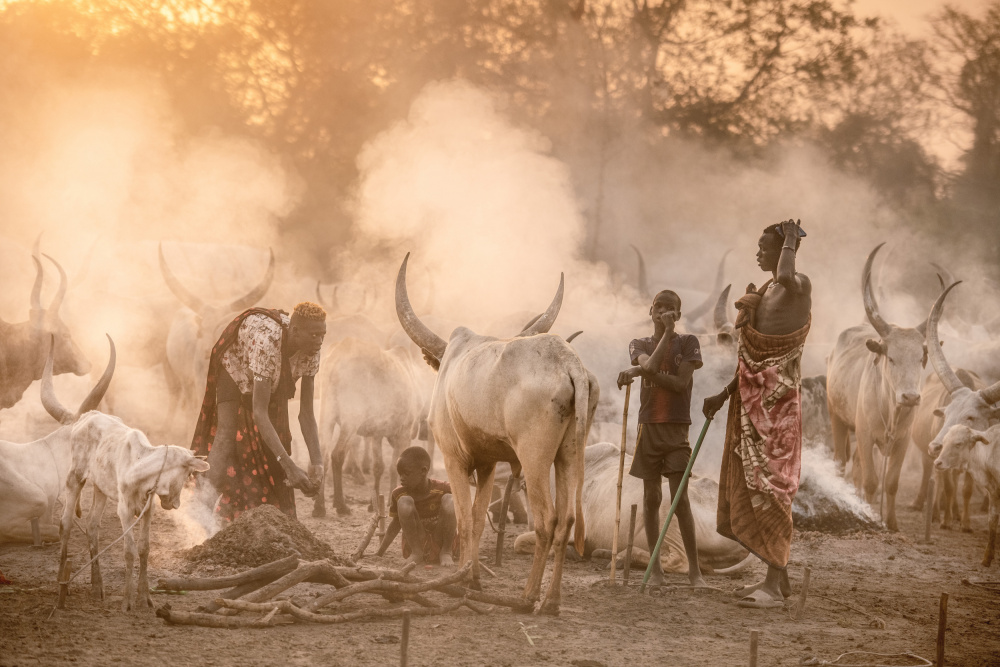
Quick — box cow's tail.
[570,362,589,557]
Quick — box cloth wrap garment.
[190,308,298,521]
[717,281,810,569]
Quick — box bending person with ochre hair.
[192,302,327,521]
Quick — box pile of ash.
[183,504,349,570]
[793,444,883,534]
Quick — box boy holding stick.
[618,290,706,587]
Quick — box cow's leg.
[522,459,555,605]
[468,463,496,591]
[830,412,851,474]
[312,424,333,518]
[855,436,878,505]
[961,472,974,533]
[540,448,577,616]
[58,475,85,603]
[87,490,109,601]
[0,469,56,542]
[136,509,153,609]
[883,441,907,533]
[950,469,962,524]
[910,446,933,511]
[329,426,358,516]
[388,433,408,493]
[440,448,475,583]
[117,500,139,611]
[983,495,998,568]
[939,469,957,529]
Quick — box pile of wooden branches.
[154,554,533,628]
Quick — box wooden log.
[217,598,470,624]
[351,511,381,562]
[242,561,336,604]
[432,584,534,613]
[156,604,283,628]
[495,474,516,567]
[623,504,638,584]
[401,610,411,667]
[157,554,300,591]
[199,575,283,614]
[795,567,811,621]
[937,592,948,667]
[478,561,497,578]
[306,564,472,611]
[31,518,41,547]
[749,629,759,667]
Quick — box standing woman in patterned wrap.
[192,302,328,521]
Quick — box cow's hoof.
[539,600,560,616]
[336,505,352,516]
[312,506,327,518]
[982,557,994,568]
[886,521,899,533]
[468,579,482,592]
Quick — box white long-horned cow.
[934,424,1000,567]
[0,254,91,410]
[918,282,1000,529]
[45,343,210,611]
[314,337,422,517]
[826,243,928,532]
[0,337,114,544]
[395,254,599,614]
[158,243,275,422]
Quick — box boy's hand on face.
[659,310,678,333]
[617,366,641,389]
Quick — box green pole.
[639,416,713,593]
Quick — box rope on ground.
[961,577,1000,592]
[811,594,887,629]
[799,650,931,666]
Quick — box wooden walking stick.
[610,383,632,583]
[640,415,713,593]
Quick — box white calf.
[42,343,209,611]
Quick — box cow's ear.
[973,434,990,446]
[188,457,211,472]
[866,339,885,355]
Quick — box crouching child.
[377,446,458,566]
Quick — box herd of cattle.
[1,238,999,614]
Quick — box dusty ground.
[2,474,999,667]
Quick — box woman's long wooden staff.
[609,383,631,583]
[639,415,713,592]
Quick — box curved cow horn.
[630,244,650,300]
[713,284,733,332]
[41,254,67,318]
[158,243,205,313]
[979,378,1000,406]
[518,274,564,337]
[926,281,964,395]
[862,243,891,338]
[687,250,731,324]
[227,248,275,312]
[520,313,543,333]
[41,334,116,425]
[930,262,956,290]
[395,254,447,361]
[29,256,44,330]
[315,281,337,313]
[565,330,583,343]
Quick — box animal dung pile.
[184,505,344,569]
[793,477,883,534]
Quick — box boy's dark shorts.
[628,422,692,479]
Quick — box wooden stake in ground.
[377,494,387,542]
[937,592,948,667]
[611,383,631,584]
[57,556,71,609]
[795,566,811,621]
[749,629,759,667]
[495,474,516,567]
[31,518,41,547]
[401,610,411,667]
[623,504,638,584]
[924,477,936,544]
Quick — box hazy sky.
[855,0,990,33]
